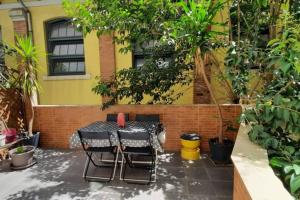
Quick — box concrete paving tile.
[211,181,233,197]
[187,180,216,196]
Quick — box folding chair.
[135,114,160,122]
[106,113,129,122]
[78,130,119,182]
[117,129,157,184]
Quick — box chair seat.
[122,146,154,155]
[86,146,115,152]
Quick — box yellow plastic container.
[180,138,201,160]
[181,147,200,160]
[181,139,200,149]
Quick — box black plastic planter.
[24,132,40,148]
[209,137,234,163]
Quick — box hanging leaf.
[290,174,300,194]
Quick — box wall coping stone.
[231,124,293,200]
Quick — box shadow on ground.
[0,149,233,200]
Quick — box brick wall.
[0,89,23,131]
[99,34,116,81]
[12,20,28,36]
[9,8,28,36]
[233,167,251,200]
[193,66,211,104]
[99,34,116,103]
[33,104,241,152]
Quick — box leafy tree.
[64,0,194,106]
[64,0,228,143]
[225,0,287,100]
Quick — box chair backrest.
[135,114,160,122]
[78,130,113,150]
[117,129,151,147]
[106,113,129,122]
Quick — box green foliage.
[290,0,300,19]
[64,0,226,108]
[15,146,25,154]
[0,36,42,135]
[267,14,300,74]
[270,157,300,198]
[224,41,267,98]
[241,14,300,199]
[164,0,226,55]
[92,43,193,108]
[224,0,285,99]
[230,0,270,46]
[11,36,40,96]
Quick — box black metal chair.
[78,130,119,182]
[135,114,163,135]
[106,113,129,122]
[135,114,160,122]
[117,129,157,184]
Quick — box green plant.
[8,36,40,136]
[167,0,227,143]
[224,0,287,101]
[270,157,300,198]
[241,14,300,199]
[15,146,25,154]
[64,0,194,107]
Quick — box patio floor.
[0,149,233,200]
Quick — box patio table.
[70,121,163,152]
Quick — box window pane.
[53,63,62,73]
[75,44,84,55]
[53,45,60,55]
[47,19,85,75]
[50,25,59,38]
[66,24,75,37]
[156,58,172,68]
[77,62,85,72]
[59,45,68,55]
[58,23,67,38]
[68,44,76,55]
[69,62,78,72]
[74,29,82,37]
[135,58,145,68]
[61,62,70,72]
[52,44,84,55]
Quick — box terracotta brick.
[32,105,242,151]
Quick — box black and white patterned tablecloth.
[69,121,163,152]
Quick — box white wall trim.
[0,0,62,10]
[43,73,91,81]
[232,124,293,200]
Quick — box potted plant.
[9,145,36,169]
[9,36,41,148]
[166,0,234,163]
[0,36,41,168]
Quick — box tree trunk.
[25,95,34,136]
[194,48,223,144]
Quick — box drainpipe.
[17,0,34,43]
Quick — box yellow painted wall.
[0,3,101,105]
[0,9,15,66]
[29,5,101,105]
